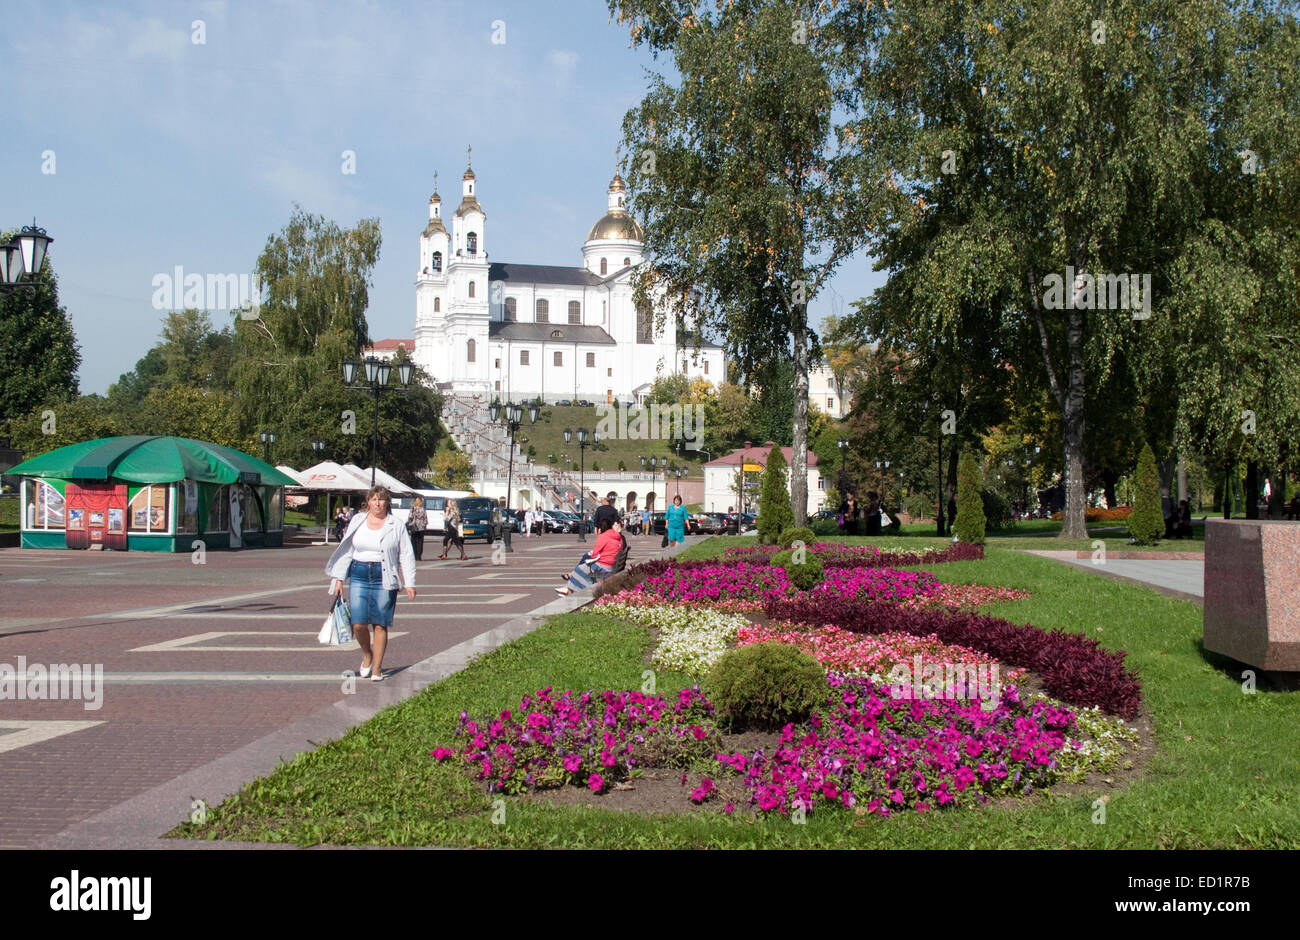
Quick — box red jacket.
[590,528,622,567]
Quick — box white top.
[325,513,417,592]
[351,522,384,561]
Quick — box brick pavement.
[0,531,679,848]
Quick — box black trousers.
[411,531,425,560]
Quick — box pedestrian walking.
[325,486,416,682]
[594,492,619,530]
[665,494,688,547]
[439,498,468,560]
[406,496,428,561]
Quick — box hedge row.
[764,594,1142,718]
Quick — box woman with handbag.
[439,498,467,561]
[665,494,688,548]
[325,485,417,682]
[407,496,428,561]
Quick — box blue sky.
[3,0,882,395]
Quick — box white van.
[392,489,473,533]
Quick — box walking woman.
[439,498,467,560]
[407,496,428,561]
[325,486,416,682]
[665,494,688,547]
[841,492,861,537]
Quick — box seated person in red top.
[556,518,623,596]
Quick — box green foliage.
[707,643,828,732]
[4,395,121,458]
[809,517,840,537]
[0,248,80,435]
[430,451,474,490]
[756,445,794,544]
[1128,443,1164,545]
[954,451,986,544]
[980,488,1010,531]
[109,309,236,404]
[771,548,825,591]
[904,491,932,521]
[778,525,816,548]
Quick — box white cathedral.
[411,156,725,403]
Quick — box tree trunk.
[1177,456,1187,501]
[1245,460,1259,519]
[790,307,810,526]
[936,433,945,536]
[1102,469,1118,510]
[1060,306,1088,539]
[1223,465,1233,518]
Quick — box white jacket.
[326,512,417,591]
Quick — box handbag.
[319,595,354,646]
[661,533,669,547]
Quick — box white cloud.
[545,49,580,76]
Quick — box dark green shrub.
[770,548,825,591]
[954,452,987,544]
[809,518,840,537]
[778,525,816,547]
[756,446,795,544]
[1128,442,1163,545]
[707,643,829,731]
[980,488,1010,530]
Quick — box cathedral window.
[586,352,595,368]
[704,360,709,375]
[536,299,549,323]
[468,281,476,298]
[520,350,530,365]
[568,301,581,324]
[467,339,476,362]
[431,251,442,273]
[467,233,478,256]
[554,351,563,367]
[600,258,607,275]
[636,301,653,344]
[434,297,440,312]
[504,297,517,321]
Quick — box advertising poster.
[67,508,84,530]
[108,508,124,533]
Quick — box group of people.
[837,491,886,536]
[517,506,547,538]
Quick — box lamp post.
[342,355,415,486]
[564,427,598,541]
[837,438,849,488]
[260,430,277,465]
[674,466,684,499]
[489,399,539,552]
[640,455,665,513]
[0,221,54,291]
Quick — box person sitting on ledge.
[556,518,623,596]
[1174,499,1194,538]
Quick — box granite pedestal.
[1203,518,1300,671]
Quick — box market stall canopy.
[9,436,297,486]
[276,465,307,486]
[345,464,415,496]
[294,461,373,492]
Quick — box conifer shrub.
[756,446,795,544]
[778,525,816,547]
[707,643,829,731]
[1128,443,1163,545]
[954,452,987,544]
[770,548,825,591]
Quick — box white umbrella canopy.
[295,461,373,491]
[345,463,416,496]
[275,465,307,486]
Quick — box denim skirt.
[349,560,397,627]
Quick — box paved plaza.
[0,531,677,849]
[1024,550,1205,602]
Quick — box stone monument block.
[1203,519,1300,671]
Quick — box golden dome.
[609,173,627,191]
[423,217,447,237]
[587,209,644,242]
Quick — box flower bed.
[725,542,986,567]
[738,622,1027,685]
[1051,506,1132,522]
[597,597,748,673]
[766,593,1142,718]
[432,686,719,794]
[899,583,1031,611]
[713,675,1078,817]
[633,563,941,604]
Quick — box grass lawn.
[887,520,1205,553]
[172,539,1298,848]
[0,495,18,531]
[507,403,702,478]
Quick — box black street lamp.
[640,455,666,513]
[343,355,415,486]
[564,426,598,541]
[489,399,539,552]
[260,430,277,465]
[0,221,54,291]
[673,466,684,499]
[311,439,326,459]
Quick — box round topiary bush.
[770,548,825,591]
[707,642,829,731]
[778,525,816,547]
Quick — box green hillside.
[510,404,708,480]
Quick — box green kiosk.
[11,435,296,552]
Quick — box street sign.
[742,463,763,473]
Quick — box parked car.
[721,511,757,533]
[555,399,573,407]
[575,399,593,407]
[560,511,594,533]
[456,496,503,542]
